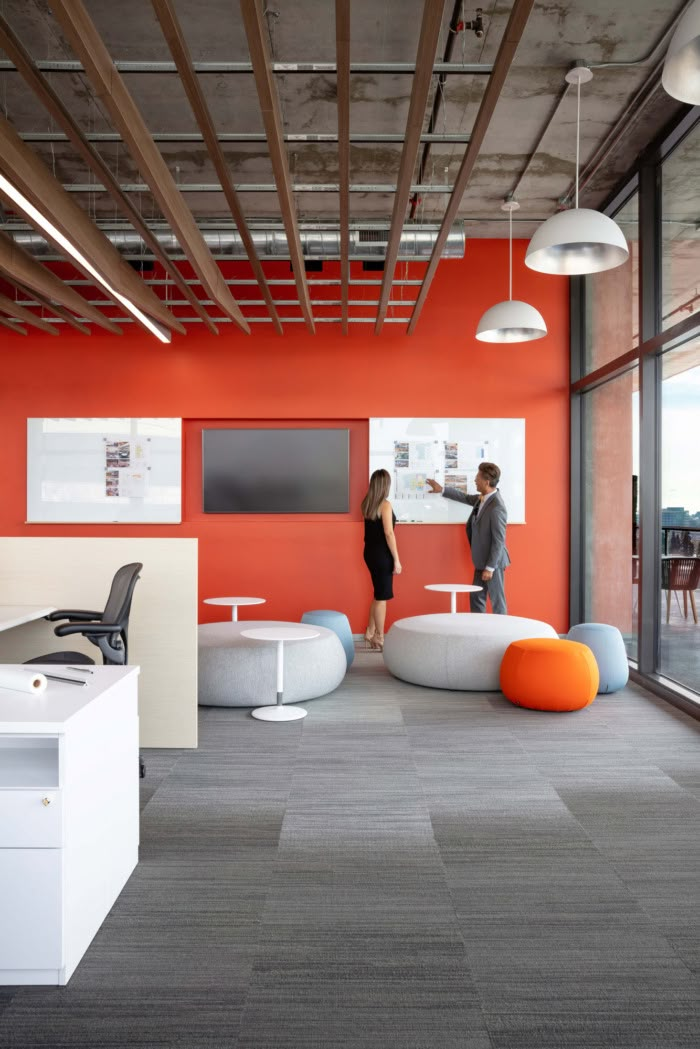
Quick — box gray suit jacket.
[442,488,510,570]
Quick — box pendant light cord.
[508,205,513,300]
[575,77,580,210]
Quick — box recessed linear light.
[0,173,171,343]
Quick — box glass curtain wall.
[582,370,640,660]
[662,128,700,332]
[659,338,700,692]
[584,193,639,371]
[574,111,700,706]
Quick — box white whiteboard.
[369,418,525,524]
[27,418,182,523]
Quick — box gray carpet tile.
[483,1007,700,1049]
[139,748,185,810]
[1,649,699,1049]
[1,989,245,1049]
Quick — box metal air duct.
[4,224,465,260]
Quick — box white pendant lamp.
[662,0,700,103]
[525,66,629,276]
[476,200,547,343]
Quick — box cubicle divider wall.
[0,537,198,748]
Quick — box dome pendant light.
[525,66,629,276]
[476,200,547,343]
[662,0,700,104]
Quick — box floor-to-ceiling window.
[661,126,700,332]
[659,338,700,692]
[573,108,700,708]
[582,369,639,661]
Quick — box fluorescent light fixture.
[662,0,700,104]
[525,67,629,276]
[476,200,547,343]
[0,173,171,343]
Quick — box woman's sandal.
[371,633,384,651]
[364,630,376,649]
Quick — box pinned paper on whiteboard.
[370,418,525,524]
[104,435,151,497]
[119,470,147,498]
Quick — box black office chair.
[26,562,143,667]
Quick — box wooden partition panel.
[0,537,197,747]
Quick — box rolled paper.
[0,668,48,694]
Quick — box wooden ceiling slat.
[0,316,27,335]
[151,0,281,334]
[408,0,536,335]
[335,0,350,336]
[240,0,315,334]
[47,0,249,334]
[0,290,59,334]
[0,15,216,335]
[375,0,446,335]
[0,230,121,334]
[2,277,91,334]
[0,113,183,334]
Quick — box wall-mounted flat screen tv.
[202,428,350,513]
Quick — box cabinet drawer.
[0,790,63,847]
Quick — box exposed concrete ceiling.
[0,0,688,233]
[0,0,695,335]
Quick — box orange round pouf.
[500,638,599,711]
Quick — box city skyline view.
[632,357,700,518]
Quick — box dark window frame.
[570,103,700,711]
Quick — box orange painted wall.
[0,241,571,631]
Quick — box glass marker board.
[369,417,525,524]
[27,418,182,523]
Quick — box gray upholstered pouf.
[383,613,559,691]
[198,620,346,707]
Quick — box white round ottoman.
[383,613,558,691]
[198,620,346,707]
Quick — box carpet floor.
[1,650,699,1048]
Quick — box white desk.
[204,596,266,622]
[0,665,139,985]
[242,626,319,722]
[0,605,56,632]
[424,583,482,614]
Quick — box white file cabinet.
[0,666,139,985]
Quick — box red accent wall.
[0,241,571,631]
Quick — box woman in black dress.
[361,469,402,651]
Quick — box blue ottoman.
[567,623,629,693]
[301,609,354,668]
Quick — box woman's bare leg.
[365,600,377,641]
[373,600,386,641]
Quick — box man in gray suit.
[426,462,510,614]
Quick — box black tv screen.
[202,428,350,513]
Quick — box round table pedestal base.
[251,705,307,722]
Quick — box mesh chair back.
[103,562,142,625]
[97,562,142,663]
[661,557,700,590]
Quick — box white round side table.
[204,596,266,622]
[241,625,320,722]
[424,583,483,613]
